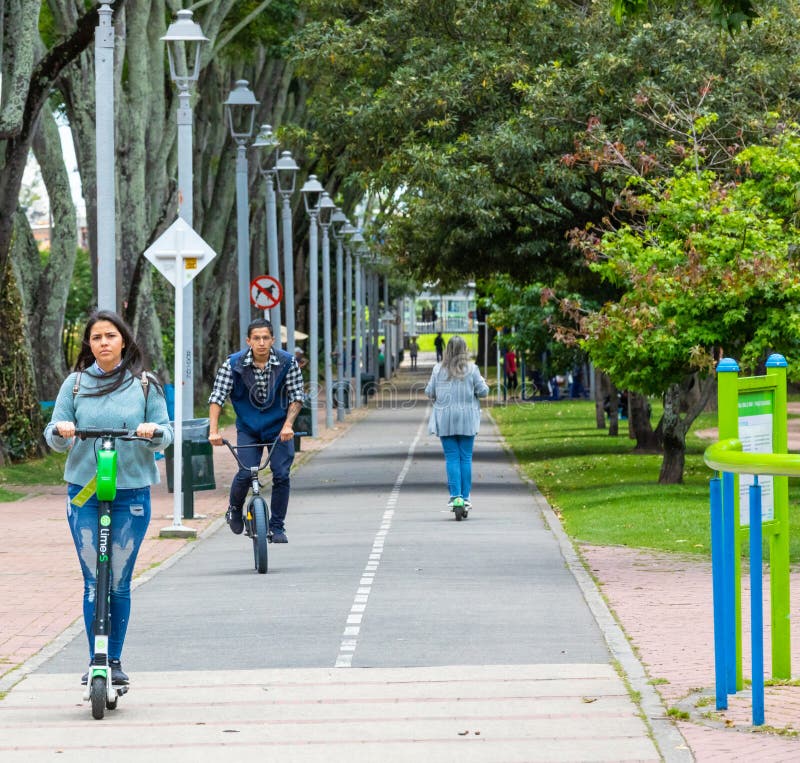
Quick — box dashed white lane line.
[335,416,427,668]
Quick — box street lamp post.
[96,1,116,311]
[317,192,336,430]
[275,151,299,350]
[343,222,357,410]
[301,174,324,436]
[252,124,282,333]
[350,229,365,406]
[383,275,392,379]
[162,8,207,420]
[224,80,259,348]
[331,208,349,421]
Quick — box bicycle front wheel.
[251,496,269,574]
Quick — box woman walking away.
[425,335,489,515]
[44,311,173,687]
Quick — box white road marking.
[335,416,427,668]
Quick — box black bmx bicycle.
[222,436,304,574]
[73,426,162,720]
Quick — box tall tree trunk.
[20,103,76,399]
[607,379,619,437]
[628,392,661,452]
[657,373,716,484]
[658,383,685,484]
[0,256,45,463]
[594,367,607,429]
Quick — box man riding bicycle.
[208,318,305,543]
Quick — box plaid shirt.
[208,348,305,408]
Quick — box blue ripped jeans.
[439,434,476,501]
[67,484,151,661]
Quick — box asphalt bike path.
[1,390,669,761]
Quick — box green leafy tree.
[295,0,800,291]
[571,131,800,484]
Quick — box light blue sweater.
[425,362,489,436]
[44,371,174,489]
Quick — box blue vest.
[229,349,293,440]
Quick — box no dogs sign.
[249,275,283,309]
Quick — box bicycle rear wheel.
[250,496,269,574]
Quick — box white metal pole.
[265,173,282,337]
[383,277,391,379]
[484,321,488,379]
[281,192,295,352]
[335,237,345,421]
[235,143,250,349]
[95,3,116,311]
[321,225,334,429]
[172,254,185,530]
[345,246,353,409]
[496,335,502,404]
[354,253,362,407]
[309,215,319,436]
[177,87,194,420]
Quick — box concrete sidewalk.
[1,361,798,760]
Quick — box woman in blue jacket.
[425,335,489,512]
[44,311,173,686]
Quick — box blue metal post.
[749,477,765,727]
[710,475,728,710]
[722,470,737,693]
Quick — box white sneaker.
[464,499,472,510]
[447,497,457,509]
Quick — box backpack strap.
[73,369,154,403]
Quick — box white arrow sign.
[144,217,216,287]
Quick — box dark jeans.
[229,430,295,532]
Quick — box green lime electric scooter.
[74,427,161,720]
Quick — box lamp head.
[275,150,299,195]
[252,124,279,173]
[331,208,348,240]
[318,192,336,228]
[300,174,324,215]
[162,9,207,88]
[224,80,259,143]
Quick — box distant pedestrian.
[293,345,308,370]
[434,332,445,362]
[425,335,489,512]
[43,310,173,687]
[409,337,419,369]
[504,349,518,397]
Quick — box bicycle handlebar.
[74,427,163,441]
[221,433,308,472]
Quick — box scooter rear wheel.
[90,676,106,720]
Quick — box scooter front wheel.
[90,676,106,720]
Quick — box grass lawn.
[491,399,800,562]
[415,332,478,354]
[0,450,68,499]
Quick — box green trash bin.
[333,380,350,409]
[293,398,312,451]
[165,418,216,518]
[361,373,377,398]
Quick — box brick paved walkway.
[582,544,800,760]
